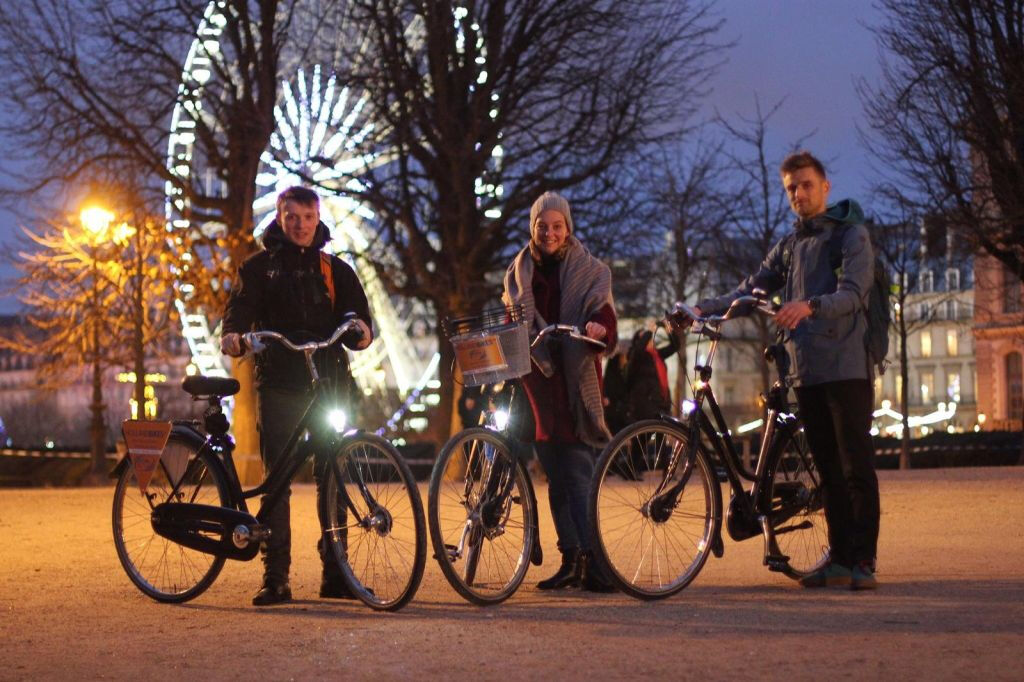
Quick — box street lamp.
[80,204,114,482]
[80,206,114,238]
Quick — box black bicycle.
[587,293,828,600]
[428,308,605,605]
[111,317,426,610]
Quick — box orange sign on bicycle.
[122,420,172,494]
[453,334,507,374]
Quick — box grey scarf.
[503,236,614,447]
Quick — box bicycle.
[111,316,427,610]
[427,307,605,605]
[587,293,828,600]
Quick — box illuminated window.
[946,329,958,356]
[920,371,934,405]
[921,331,932,358]
[946,372,961,402]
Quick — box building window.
[946,329,958,356]
[1007,352,1023,421]
[920,371,934,405]
[945,299,957,320]
[920,269,934,293]
[918,302,930,321]
[921,331,932,358]
[946,372,961,403]
[1004,265,1022,314]
[946,268,960,291]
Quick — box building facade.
[972,254,1024,431]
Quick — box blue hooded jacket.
[698,199,873,386]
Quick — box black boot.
[536,548,582,590]
[320,572,358,600]
[580,551,616,593]
[252,577,292,606]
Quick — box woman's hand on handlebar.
[584,321,607,341]
[220,332,244,357]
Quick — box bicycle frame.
[653,299,805,551]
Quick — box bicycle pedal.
[764,554,790,572]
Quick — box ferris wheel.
[165,2,438,422]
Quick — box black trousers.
[257,386,339,583]
[794,379,880,567]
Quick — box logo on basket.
[122,420,173,494]
[454,334,508,374]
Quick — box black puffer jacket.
[222,220,373,392]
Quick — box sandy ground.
[1,467,1022,681]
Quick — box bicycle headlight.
[327,408,348,433]
[492,409,510,431]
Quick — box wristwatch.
[806,296,821,318]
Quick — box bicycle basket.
[443,305,530,387]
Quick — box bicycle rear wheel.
[112,433,229,603]
[428,428,536,606]
[319,433,426,611]
[588,420,719,600]
[768,426,829,578]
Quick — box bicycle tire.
[767,425,829,579]
[428,428,536,606]
[112,433,229,603]
[319,433,426,611]
[588,420,720,600]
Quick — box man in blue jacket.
[695,151,880,590]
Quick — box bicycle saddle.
[181,375,241,397]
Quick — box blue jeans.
[534,442,596,554]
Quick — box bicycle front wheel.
[768,426,829,578]
[112,434,229,603]
[589,420,719,600]
[319,433,426,611]
[428,428,536,606]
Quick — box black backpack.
[782,223,892,376]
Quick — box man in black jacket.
[221,186,373,606]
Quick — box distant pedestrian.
[625,324,680,423]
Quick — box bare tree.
[860,0,1024,284]
[712,98,813,398]
[643,140,726,409]
[310,0,725,440]
[1,214,127,478]
[0,1,327,472]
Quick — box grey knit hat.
[529,191,573,234]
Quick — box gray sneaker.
[851,562,878,591]
[799,562,853,588]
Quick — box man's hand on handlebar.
[220,332,243,357]
[774,300,813,331]
[584,321,607,341]
[346,318,373,350]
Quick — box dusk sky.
[0,0,886,314]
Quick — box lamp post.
[80,206,113,481]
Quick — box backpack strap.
[320,252,336,308]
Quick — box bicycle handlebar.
[670,294,779,328]
[531,323,607,351]
[242,314,364,355]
